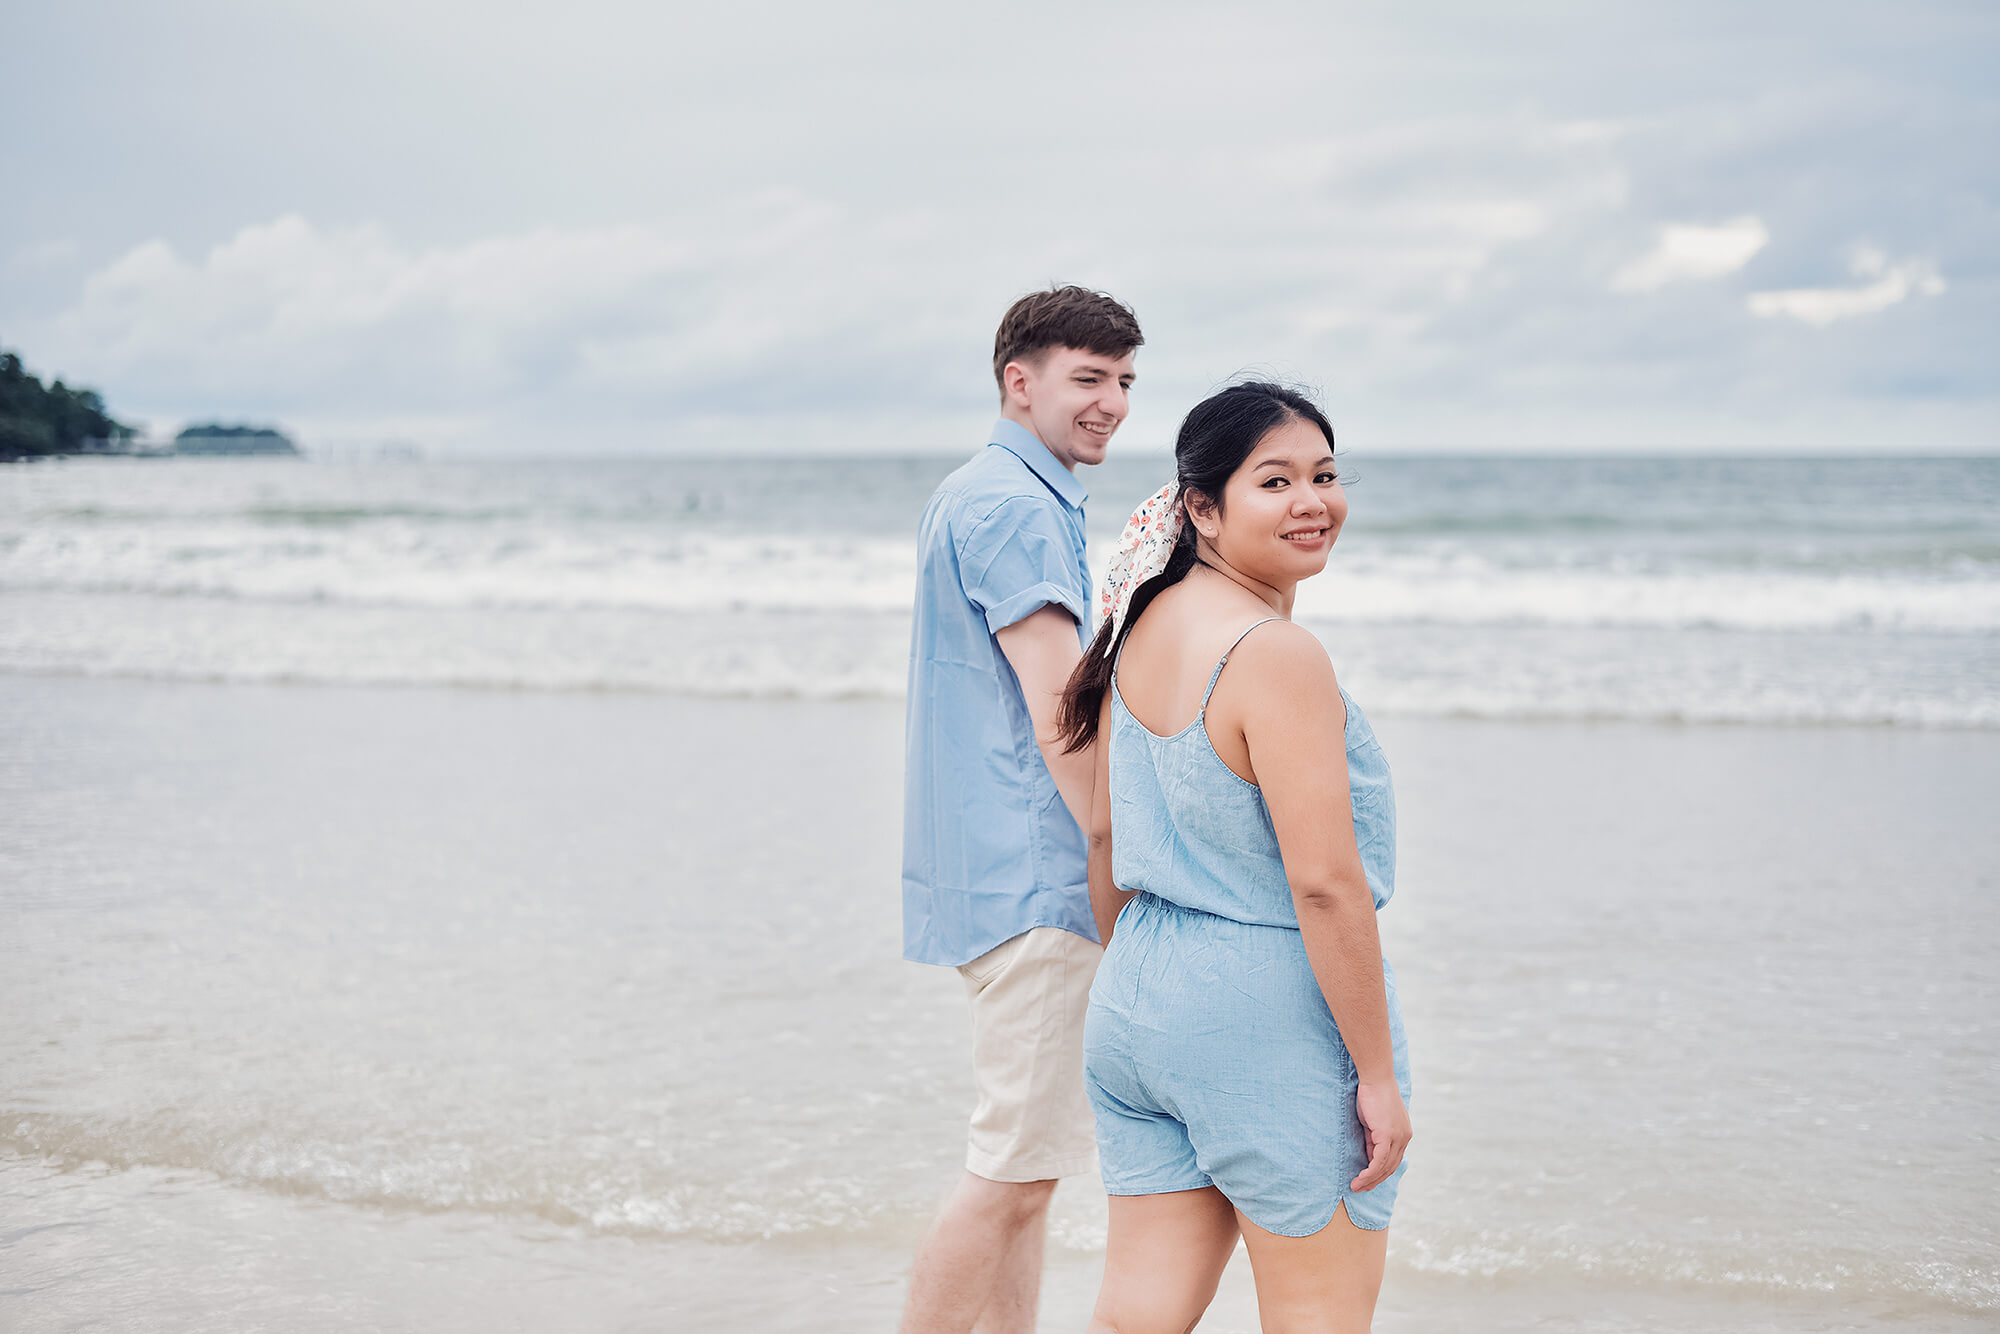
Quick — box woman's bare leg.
[1086,1187,1239,1334]
[1234,1202,1386,1334]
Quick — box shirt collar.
[989,419,1088,511]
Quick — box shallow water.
[3,677,1995,1330]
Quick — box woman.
[1057,383,1412,1333]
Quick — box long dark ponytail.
[1056,381,1336,753]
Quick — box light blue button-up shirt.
[902,419,1097,966]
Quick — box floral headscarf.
[1098,481,1186,639]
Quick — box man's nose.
[1098,383,1129,419]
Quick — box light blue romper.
[1084,618,1412,1236]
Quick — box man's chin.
[1071,433,1114,465]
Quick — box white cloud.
[66,213,695,356]
[20,114,1639,450]
[1747,247,1947,326]
[13,92,1984,453]
[1611,216,1770,292]
[32,205,863,436]
[1553,120,1625,146]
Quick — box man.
[900,286,1142,1333]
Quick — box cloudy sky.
[3,1,1994,453]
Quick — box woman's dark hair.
[1055,381,1336,753]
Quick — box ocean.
[1,453,1995,725]
[2,452,1996,1332]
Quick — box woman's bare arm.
[1235,623,1411,1191]
[1087,687,1133,945]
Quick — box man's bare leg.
[899,1172,1058,1334]
[972,1185,1051,1333]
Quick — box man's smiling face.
[1005,346,1137,470]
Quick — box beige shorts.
[956,925,1102,1183]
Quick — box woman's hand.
[1349,1079,1411,1192]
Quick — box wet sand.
[3,675,1995,1331]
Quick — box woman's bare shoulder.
[1230,619,1339,696]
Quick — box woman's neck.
[1190,540,1295,618]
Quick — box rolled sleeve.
[956,498,1088,635]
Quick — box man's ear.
[1002,360,1032,410]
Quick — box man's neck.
[992,412,1072,474]
[998,408,1074,473]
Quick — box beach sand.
[3,675,1994,1331]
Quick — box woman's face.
[1194,415,1346,585]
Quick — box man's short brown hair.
[992,286,1143,399]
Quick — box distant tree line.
[0,348,133,459]
[2,345,298,459]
